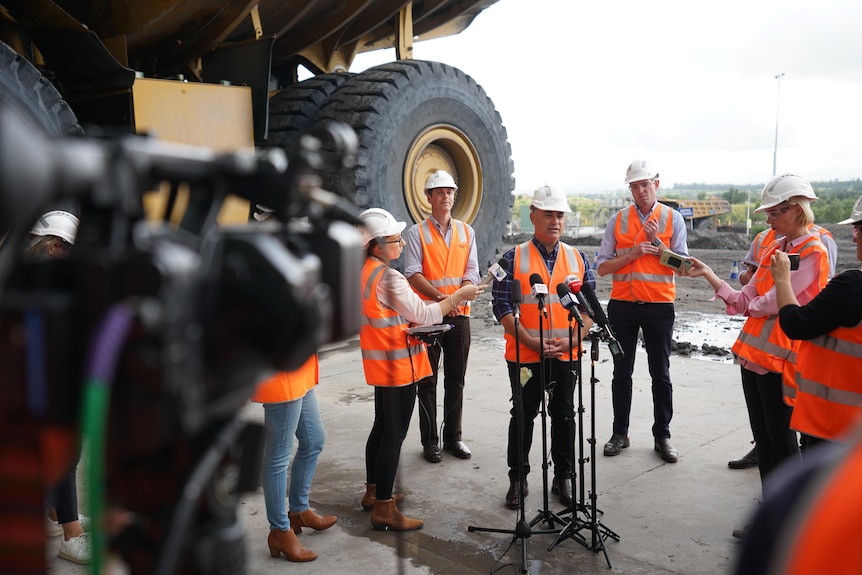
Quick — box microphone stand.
[550,330,620,567]
[469,283,534,573]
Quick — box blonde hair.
[25,235,60,260]
[787,197,815,226]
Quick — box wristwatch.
[651,238,661,247]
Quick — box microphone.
[511,279,521,320]
[555,283,584,327]
[529,273,548,312]
[480,257,510,287]
[563,274,593,318]
[579,282,624,361]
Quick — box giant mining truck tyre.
[0,41,82,136]
[314,60,515,268]
[268,73,351,155]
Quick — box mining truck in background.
[657,198,732,232]
[0,0,514,267]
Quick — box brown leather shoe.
[551,476,573,508]
[360,483,404,511]
[370,499,423,531]
[505,480,529,510]
[267,529,317,562]
[654,438,679,463]
[288,509,337,534]
[728,446,758,469]
[603,433,630,456]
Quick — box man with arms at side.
[404,170,480,463]
[596,160,689,464]
[491,184,594,509]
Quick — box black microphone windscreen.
[499,257,511,271]
[580,282,610,326]
[556,283,570,298]
[511,279,522,304]
[529,273,543,287]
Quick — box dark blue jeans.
[607,300,675,439]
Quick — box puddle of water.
[673,311,746,363]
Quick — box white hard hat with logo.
[425,170,458,191]
[531,184,571,213]
[359,208,407,247]
[838,194,862,225]
[624,159,659,184]
[30,210,79,244]
[754,173,817,213]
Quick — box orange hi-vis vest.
[609,203,677,303]
[732,236,829,374]
[775,429,862,575]
[251,354,318,403]
[415,218,472,316]
[753,225,833,269]
[505,241,585,364]
[790,321,862,440]
[360,259,432,387]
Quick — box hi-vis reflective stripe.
[810,333,862,358]
[363,265,386,299]
[618,203,671,231]
[362,343,425,361]
[418,219,467,245]
[361,315,404,328]
[735,317,791,358]
[426,277,463,289]
[611,271,674,284]
[516,242,579,275]
[524,326,570,340]
[796,376,862,407]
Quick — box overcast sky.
[353,0,862,195]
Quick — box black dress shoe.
[505,480,529,510]
[551,476,573,508]
[654,438,678,463]
[603,433,630,456]
[443,440,472,459]
[728,446,758,469]
[423,445,442,463]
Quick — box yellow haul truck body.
[658,197,732,232]
[0,0,514,266]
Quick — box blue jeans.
[261,388,326,531]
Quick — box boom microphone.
[579,282,624,361]
[556,283,584,327]
[480,257,510,287]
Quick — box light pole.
[772,72,785,176]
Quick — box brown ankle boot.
[267,529,317,562]
[361,483,404,510]
[370,499,423,531]
[288,509,337,534]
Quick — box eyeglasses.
[383,237,404,244]
[765,205,794,219]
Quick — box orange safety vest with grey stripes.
[772,430,862,575]
[415,218,472,316]
[251,354,318,403]
[505,241,585,364]
[789,321,862,440]
[360,258,432,387]
[732,236,829,375]
[609,203,677,303]
[753,225,833,271]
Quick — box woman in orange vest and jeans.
[358,208,484,531]
[687,174,830,537]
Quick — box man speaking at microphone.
[595,160,689,464]
[405,170,481,463]
[491,184,594,509]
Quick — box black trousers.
[740,366,800,484]
[608,300,675,439]
[417,315,471,447]
[506,358,576,482]
[365,383,416,500]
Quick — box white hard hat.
[30,210,79,244]
[530,184,572,214]
[359,208,406,246]
[754,173,817,213]
[425,170,458,191]
[838,194,862,225]
[530,184,571,213]
[624,159,659,184]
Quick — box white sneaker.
[58,532,91,564]
[45,513,90,537]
